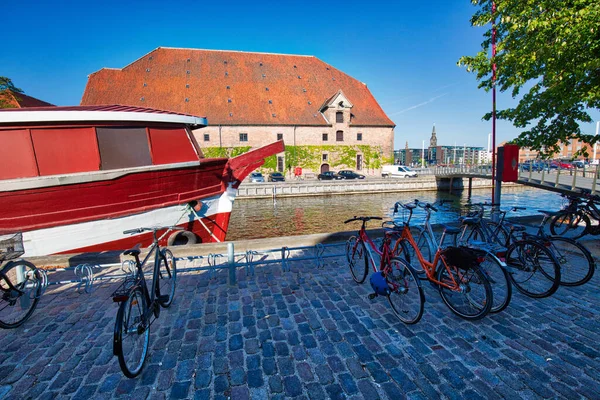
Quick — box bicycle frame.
[355,224,394,275]
[395,224,461,291]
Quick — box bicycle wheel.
[115,287,149,378]
[346,236,368,284]
[550,211,589,239]
[458,225,486,245]
[477,253,512,313]
[158,249,176,308]
[547,237,595,286]
[0,260,42,329]
[436,263,492,320]
[411,227,434,264]
[505,240,561,298]
[386,257,424,324]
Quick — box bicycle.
[391,202,493,320]
[466,204,595,287]
[550,191,600,239]
[458,203,563,298]
[403,200,512,314]
[344,216,424,324]
[112,226,180,378]
[0,232,42,329]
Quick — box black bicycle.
[112,226,180,378]
[550,191,600,239]
[0,233,42,329]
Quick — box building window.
[203,134,210,142]
[357,133,362,141]
[277,156,284,172]
[323,153,328,161]
[277,133,283,141]
[336,131,344,142]
[336,112,343,123]
[322,133,328,141]
[357,154,363,171]
[239,133,248,142]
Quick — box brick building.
[518,138,598,163]
[81,47,395,175]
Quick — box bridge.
[424,165,600,197]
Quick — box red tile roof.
[81,48,395,127]
[0,90,54,108]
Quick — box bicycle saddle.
[459,217,480,226]
[123,244,141,256]
[443,225,461,235]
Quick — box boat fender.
[167,230,198,246]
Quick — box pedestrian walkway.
[1,241,599,399]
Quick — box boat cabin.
[0,105,208,181]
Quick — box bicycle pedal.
[158,295,170,304]
[368,293,378,300]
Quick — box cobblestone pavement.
[1,242,599,400]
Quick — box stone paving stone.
[1,246,600,399]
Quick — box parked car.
[337,170,365,179]
[249,172,265,183]
[521,161,544,171]
[572,160,587,169]
[317,171,343,180]
[557,161,574,170]
[268,172,285,182]
[381,165,417,178]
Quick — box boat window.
[0,129,38,179]
[31,127,100,176]
[97,127,152,170]
[148,127,198,165]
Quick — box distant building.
[395,125,486,166]
[0,90,54,108]
[81,47,395,175]
[518,138,598,162]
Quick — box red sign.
[502,144,520,182]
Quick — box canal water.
[226,186,566,240]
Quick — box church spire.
[429,123,437,147]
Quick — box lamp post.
[594,121,599,163]
[422,140,425,168]
[453,142,457,164]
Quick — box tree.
[458,0,600,157]
[0,77,24,109]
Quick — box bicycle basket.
[0,232,24,262]
[441,246,480,270]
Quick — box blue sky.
[4,0,599,149]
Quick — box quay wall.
[236,177,508,199]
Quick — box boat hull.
[22,191,234,256]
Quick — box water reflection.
[227,186,564,240]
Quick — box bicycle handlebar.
[123,226,185,235]
[343,216,383,224]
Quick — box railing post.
[228,242,236,286]
[541,168,545,184]
[593,165,599,195]
[528,166,532,182]
[555,167,561,187]
[571,167,577,190]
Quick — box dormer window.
[336,112,344,123]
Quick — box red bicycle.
[345,216,424,324]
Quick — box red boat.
[0,105,283,256]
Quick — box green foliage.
[200,146,251,159]
[201,145,387,173]
[0,77,23,109]
[458,0,600,157]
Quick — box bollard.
[228,242,236,286]
[572,167,577,190]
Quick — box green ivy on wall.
[201,145,392,172]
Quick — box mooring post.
[228,242,236,286]
[468,177,473,198]
[449,177,453,194]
